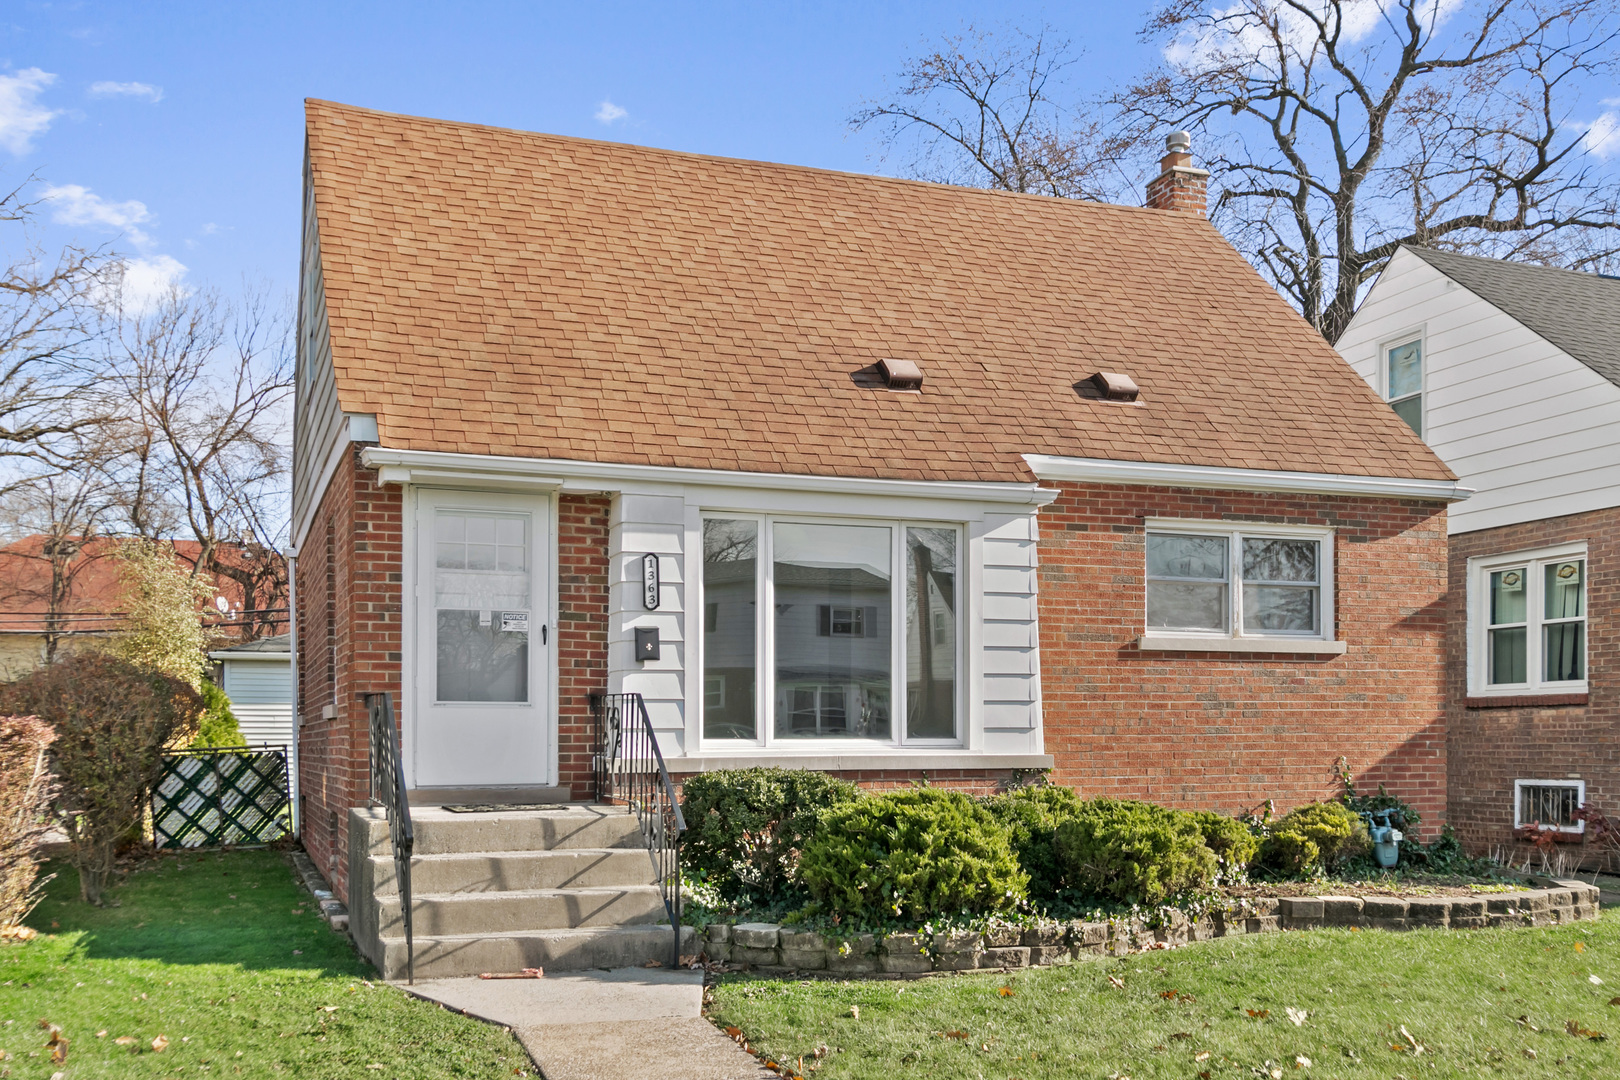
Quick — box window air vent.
[1089,371,1140,402]
[878,357,923,391]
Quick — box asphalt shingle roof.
[304,100,1452,485]
[1405,246,1620,388]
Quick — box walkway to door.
[406,966,767,1080]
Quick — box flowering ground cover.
[706,908,1620,1079]
[0,849,531,1078]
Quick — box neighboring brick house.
[293,102,1464,899]
[1337,247,1620,869]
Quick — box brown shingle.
[305,99,1453,484]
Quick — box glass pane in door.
[435,511,530,702]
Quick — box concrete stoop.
[350,804,691,980]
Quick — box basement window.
[1514,779,1584,834]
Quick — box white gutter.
[361,447,1060,506]
[1022,454,1472,503]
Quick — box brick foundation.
[1037,483,1450,832]
[1448,506,1620,871]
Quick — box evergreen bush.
[680,767,859,906]
[1053,799,1218,905]
[983,783,1086,902]
[798,788,1026,922]
[1188,809,1260,872]
[1257,801,1368,877]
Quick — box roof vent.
[877,357,923,391]
[1089,371,1140,402]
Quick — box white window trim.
[1379,327,1426,437]
[1513,778,1586,835]
[1467,541,1588,697]
[1139,519,1339,652]
[697,512,966,752]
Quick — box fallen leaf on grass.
[319,1006,338,1013]
[1610,997,1620,1007]
[1524,1048,1538,1059]
[940,1030,968,1040]
[998,986,1015,998]
[1194,1050,1211,1061]
[1285,1007,1308,1027]
[1169,1032,1192,1040]
[1107,976,1125,989]
[1565,1020,1607,1041]
[1574,942,1586,953]
[1246,1009,1270,1019]
[95,1030,107,1038]
[848,1005,859,1020]
[1514,1015,1540,1032]
[1399,1025,1424,1055]
[114,1036,137,1047]
[151,1035,169,1053]
[1295,1055,1311,1068]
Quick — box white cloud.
[1581,99,1620,161]
[0,68,59,155]
[594,100,627,124]
[40,183,154,248]
[88,80,164,103]
[1166,0,1465,71]
[103,255,188,314]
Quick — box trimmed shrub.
[1257,829,1320,878]
[680,768,860,906]
[1,654,203,904]
[1257,801,1368,877]
[984,784,1086,902]
[1188,810,1260,872]
[799,789,1026,922]
[0,714,57,929]
[1053,799,1218,905]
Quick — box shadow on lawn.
[23,849,369,975]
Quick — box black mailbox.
[634,626,660,662]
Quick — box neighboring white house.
[1335,245,1620,864]
[211,633,298,811]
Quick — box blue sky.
[0,2,1158,306]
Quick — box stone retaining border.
[697,878,1603,974]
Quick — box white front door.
[411,489,552,789]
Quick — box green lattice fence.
[152,747,291,849]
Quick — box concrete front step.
[357,805,647,858]
[369,848,658,895]
[379,924,699,980]
[376,886,670,936]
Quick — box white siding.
[222,658,292,704]
[610,494,689,753]
[976,513,1041,745]
[1336,247,1620,535]
[291,151,347,548]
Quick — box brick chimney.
[1145,131,1209,216]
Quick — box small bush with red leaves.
[1,653,203,904]
[0,713,57,928]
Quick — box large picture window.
[1144,522,1332,641]
[701,515,960,745]
[1472,544,1586,694]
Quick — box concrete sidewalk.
[405,968,768,1079]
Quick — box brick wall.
[1037,483,1450,833]
[295,449,403,900]
[557,495,610,799]
[1447,505,1620,870]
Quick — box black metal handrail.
[590,691,686,967]
[366,692,416,984]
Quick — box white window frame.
[1467,541,1588,697]
[1380,329,1425,438]
[1513,778,1585,835]
[1141,519,1337,649]
[697,512,966,750]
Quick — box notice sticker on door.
[499,611,529,633]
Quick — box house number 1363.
[642,553,660,610]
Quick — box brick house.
[1337,247,1620,868]
[293,101,1463,939]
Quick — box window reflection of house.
[773,562,891,739]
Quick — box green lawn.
[708,912,1620,1079]
[0,849,532,1078]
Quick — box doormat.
[440,804,570,813]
